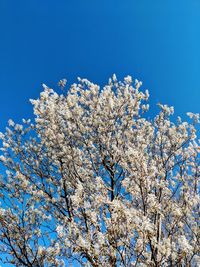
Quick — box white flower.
[0,155,6,162]
[58,78,67,88]
[56,225,64,238]
[8,119,14,127]
[187,112,200,123]
[38,246,46,256]
[124,75,132,84]
[112,73,117,82]
[42,83,49,90]
[177,235,193,254]
[14,124,23,131]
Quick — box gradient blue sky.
[0,0,200,131]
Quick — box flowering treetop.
[0,75,199,267]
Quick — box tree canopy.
[0,75,199,266]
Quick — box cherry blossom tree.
[0,75,199,266]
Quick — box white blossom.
[58,78,67,88]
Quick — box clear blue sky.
[0,0,200,130]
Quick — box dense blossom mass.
[0,75,199,266]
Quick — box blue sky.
[0,0,200,131]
